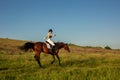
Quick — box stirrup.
[49,48,53,53]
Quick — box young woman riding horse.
[45,29,56,53]
[20,41,70,67]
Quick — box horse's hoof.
[51,61,54,64]
[39,66,43,68]
[59,63,62,66]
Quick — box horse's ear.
[65,43,68,45]
[65,43,68,46]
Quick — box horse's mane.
[55,42,66,44]
[54,42,67,49]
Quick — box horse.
[20,42,70,67]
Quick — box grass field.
[0,38,120,80]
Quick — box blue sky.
[0,0,120,49]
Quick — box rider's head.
[48,29,53,32]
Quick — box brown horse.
[20,42,70,67]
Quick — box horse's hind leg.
[34,55,42,67]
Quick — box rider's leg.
[47,39,55,53]
[47,39,55,46]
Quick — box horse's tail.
[19,42,34,52]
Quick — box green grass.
[0,38,120,80]
[0,52,120,80]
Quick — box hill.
[0,38,26,54]
[0,38,120,54]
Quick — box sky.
[0,0,120,49]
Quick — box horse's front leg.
[51,55,55,64]
[56,54,61,65]
[55,50,61,65]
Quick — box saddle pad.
[45,43,51,49]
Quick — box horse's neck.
[56,43,64,49]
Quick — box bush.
[104,46,111,50]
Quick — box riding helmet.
[49,29,53,32]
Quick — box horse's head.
[63,43,70,53]
[55,42,70,53]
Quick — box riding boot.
[49,48,53,53]
[49,46,55,54]
[52,46,55,52]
